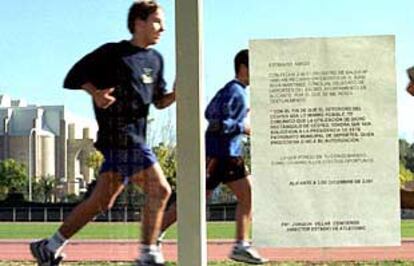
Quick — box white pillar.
[175,0,207,265]
[28,128,36,202]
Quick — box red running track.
[2,240,414,262]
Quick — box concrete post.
[175,0,207,265]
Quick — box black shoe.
[30,239,64,266]
[135,260,165,266]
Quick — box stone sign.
[250,35,400,247]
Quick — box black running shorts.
[206,156,249,191]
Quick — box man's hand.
[92,88,116,109]
[82,82,116,109]
[244,122,251,135]
[244,108,251,135]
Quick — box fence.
[2,206,411,222]
[0,204,236,222]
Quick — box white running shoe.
[135,248,165,266]
[229,245,269,265]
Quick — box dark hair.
[234,49,249,75]
[127,0,160,34]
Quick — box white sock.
[158,231,166,242]
[236,240,250,249]
[141,244,158,254]
[46,231,68,255]
[140,244,164,263]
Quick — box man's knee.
[159,182,172,200]
[147,179,171,199]
[232,180,252,207]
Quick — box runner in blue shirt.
[205,78,249,157]
[159,49,268,264]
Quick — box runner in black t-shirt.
[30,2,174,266]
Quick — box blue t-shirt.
[205,79,248,157]
[63,40,167,149]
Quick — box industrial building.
[0,94,95,198]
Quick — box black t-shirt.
[63,40,167,149]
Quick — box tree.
[63,193,82,203]
[0,159,27,199]
[32,175,56,203]
[86,150,104,179]
[400,162,414,187]
[400,139,411,165]
[153,142,177,190]
[405,144,414,173]
[115,184,145,208]
[147,110,176,148]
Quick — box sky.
[1,0,414,142]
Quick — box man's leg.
[227,175,268,264]
[30,171,125,265]
[159,157,219,239]
[59,171,125,238]
[159,190,213,241]
[131,163,171,265]
[160,192,177,234]
[226,175,252,242]
[134,163,171,244]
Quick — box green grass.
[1,220,414,240]
[401,220,414,238]
[0,221,236,240]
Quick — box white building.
[0,94,96,197]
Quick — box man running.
[159,49,268,265]
[30,1,174,265]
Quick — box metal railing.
[0,205,237,222]
[3,206,411,222]
[0,206,139,222]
